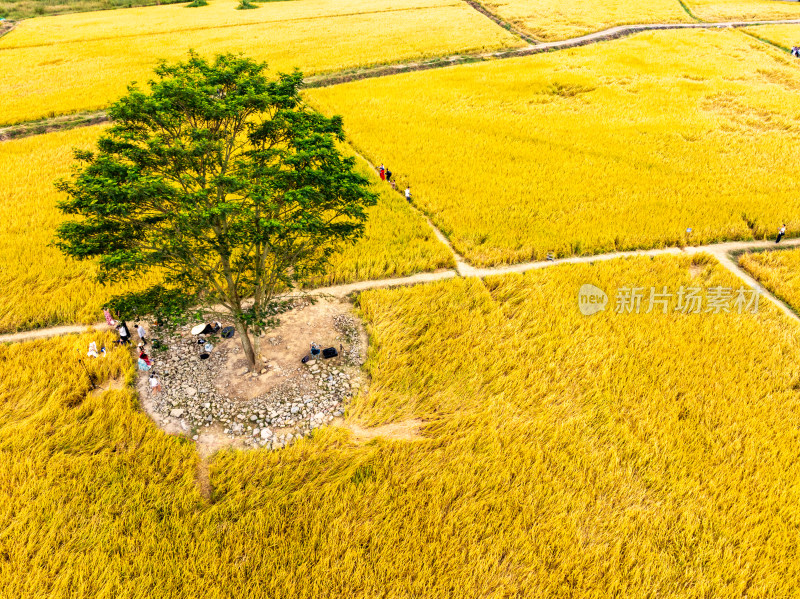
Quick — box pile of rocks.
[146,325,361,450]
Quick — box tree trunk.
[253,333,262,367]
[233,319,258,370]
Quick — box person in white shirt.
[776,224,786,244]
[136,322,147,344]
[149,373,162,394]
[405,187,411,201]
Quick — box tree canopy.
[55,52,377,367]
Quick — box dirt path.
[0,111,109,142]
[0,323,103,344]
[4,237,800,344]
[301,17,800,88]
[706,248,800,324]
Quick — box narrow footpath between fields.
[3,236,800,344]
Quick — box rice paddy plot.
[0,0,523,125]
[0,126,451,333]
[7,254,800,596]
[744,22,800,51]
[686,0,800,22]
[308,28,800,267]
[739,245,800,314]
[484,0,689,41]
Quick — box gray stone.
[170,408,185,418]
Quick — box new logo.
[578,284,608,316]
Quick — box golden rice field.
[739,246,800,314]
[308,28,800,267]
[311,151,455,287]
[484,0,688,41]
[1,0,454,47]
[482,0,800,41]
[0,126,451,333]
[686,0,800,22]
[746,22,800,50]
[6,254,800,596]
[0,0,522,126]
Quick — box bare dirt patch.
[219,297,358,401]
[136,296,368,456]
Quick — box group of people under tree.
[55,53,378,372]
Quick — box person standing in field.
[776,224,786,243]
[405,187,411,201]
[136,322,147,345]
[385,168,392,183]
[379,164,385,180]
[149,372,161,394]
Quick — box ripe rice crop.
[312,152,455,287]
[308,29,800,267]
[483,0,799,42]
[744,23,800,51]
[686,0,800,22]
[0,125,136,332]
[6,254,800,596]
[485,0,689,41]
[0,0,522,126]
[1,0,458,48]
[0,126,451,333]
[738,246,800,313]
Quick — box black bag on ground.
[322,347,338,359]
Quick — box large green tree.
[55,52,376,368]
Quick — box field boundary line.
[676,0,703,22]
[6,238,800,344]
[461,0,540,44]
